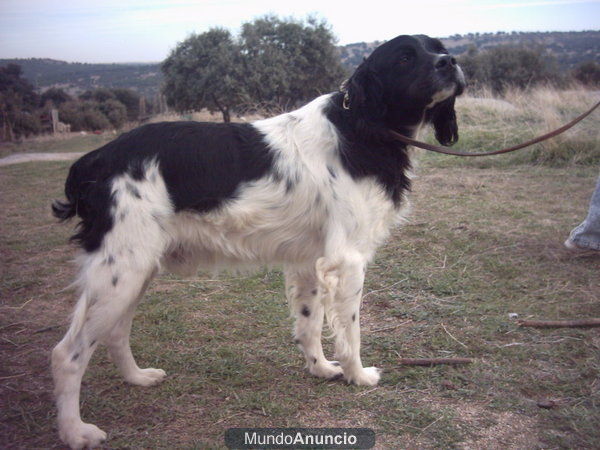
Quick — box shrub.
[99,99,127,128]
[460,45,561,93]
[572,61,600,87]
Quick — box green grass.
[1,127,599,448]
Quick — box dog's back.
[53,121,274,252]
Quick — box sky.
[1,0,599,63]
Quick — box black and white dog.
[51,34,465,448]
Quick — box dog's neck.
[325,92,414,206]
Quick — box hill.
[2,31,598,98]
[0,58,162,98]
[340,30,600,70]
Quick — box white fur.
[52,94,411,448]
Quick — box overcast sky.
[1,0,598,63]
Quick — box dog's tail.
[52,199,76,221]
[52,155,83,222]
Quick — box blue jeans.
[569,175,600,250]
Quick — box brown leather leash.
[389,100,600,157]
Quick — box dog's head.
[345,34,466,146]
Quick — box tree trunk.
[221,108,231,123]
[211,94,231,123]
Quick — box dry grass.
[148,109,266,125]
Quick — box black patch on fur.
[311,289,318,296]
[294,338,301,345]
[301,305,310,317]
[52,122,274,252]
[90,340,96,347]
[352,313,356,322]
[111,275,119,287]
[105,255,115,265]
[313,357,317,364]
[72,352,80,361]
[126,182,141,199]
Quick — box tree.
[162,28,242,122]
[239,15,346,110]
[111,88,140,120]
[40,87,71,108]
[160,16,347,121]
[0,64,41,140]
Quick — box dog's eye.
[399,54,412,64]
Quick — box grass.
[1,88,599,448]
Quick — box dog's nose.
[435,55,457,70]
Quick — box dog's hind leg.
[285,267,343,380]
[105,268,167,386]
[52,251,161,449]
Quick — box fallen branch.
[398,357,473,366]
[517,318,600,328]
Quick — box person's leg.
[566,176,600,252]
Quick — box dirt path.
[0,152,84,167]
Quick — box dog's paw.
[347,366,381,386]
[310,360,344,380]
[125,368,167,387]
[60,421,107,449]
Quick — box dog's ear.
[346,63,386,121]
[427,96,459,146]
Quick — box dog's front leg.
[285,267,344,380]
[317,254,381,386]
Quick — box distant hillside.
[340,30,600,71]
[0,58,162,97]
[2,31,598,98]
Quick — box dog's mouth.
[427,65,466,107]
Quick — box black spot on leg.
[352,313,356,322]
[104,255,115,265]
[311,289,318,296]
[112,275,119,287]
[285,178,295,193]
[90,340,96,347]
[72,352,80,361]
[301,305,310,317]
[315,192,322,206]
[312,357,317,365]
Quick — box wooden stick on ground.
[517,318,600,328]
[398,357,473,366]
